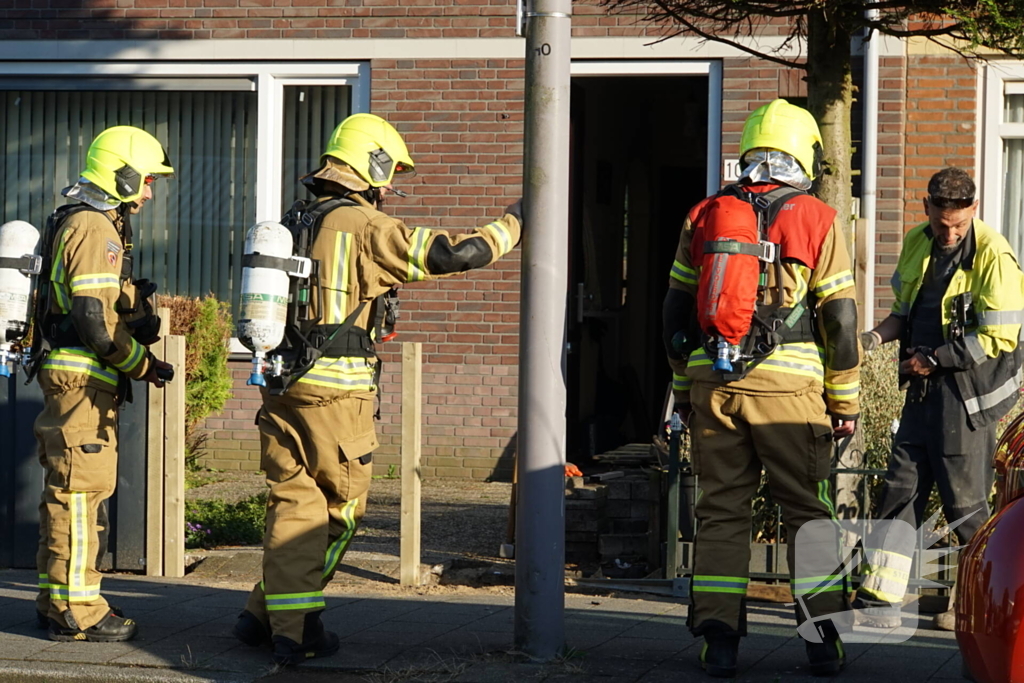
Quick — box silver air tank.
[0,220,41,378]
[236,221,310,386]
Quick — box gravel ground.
[186,470,514,563]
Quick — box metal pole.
[665,415,683,579]
[861,8,880,330]
[514,0,570,661]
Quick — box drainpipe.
[862,8,880,329]
[514,0,570,661]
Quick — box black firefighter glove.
[129,278,161,345]
[131,314,162,346]
[505,198,523,229]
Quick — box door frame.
[570,59,723,196]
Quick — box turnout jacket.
[665,183,861,420]
[892,218,1024,428]
[38,206,152,396]
[277,193,521,458]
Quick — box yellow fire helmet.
[80,126,174,204]
[322,113,415,188]
[739,99,823,180]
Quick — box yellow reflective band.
[792,574,844,596]
[323,499,360,578]
[864,547,914,566]
[692,574,749,594]
[483,221,513,257]
[759,355,824,380]
[687,350,712,368]
[69,493,89,600]
[406,227,432,283]
[111,338,145,373]
[792,264,811,302]
[43,349,119,386]
[672,372,691,391]
[50,584,102,602]
[815,270,855,298]
[296,356,376,391]
[69,273,120,294]
[265,591,326,611]
[670,260,698,285]
[51,237,71,313]
[325,232,352,326]
[825,380,860,400]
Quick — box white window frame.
[981,61,1024,231]
[0,61,370,222]
[570,60,723,197]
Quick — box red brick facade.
[9,2,990,477]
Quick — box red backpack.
[691,184,805,378]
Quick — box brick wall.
[902,55,978,225]
[0,0,705,39]
[198,57,525,478]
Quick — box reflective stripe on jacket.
[293,194,521,396]
[891,218,1024,427]
[666,184,861,418]
[38,206,151,395]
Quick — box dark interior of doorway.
[567,75,710,464]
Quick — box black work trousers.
[875,374,994,547]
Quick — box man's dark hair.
[927,167,976,209]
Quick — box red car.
[958,411,1024,683]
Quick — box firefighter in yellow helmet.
[33,125,176,642]
[232,113,522,665]
[663,99,859,676]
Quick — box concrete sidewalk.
[0,568,963,682]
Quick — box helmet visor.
[738,149,812,191]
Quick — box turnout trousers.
[688,383,848,637]
[858,375,994,604]
[244,391,374,643]
[34,387,119,630]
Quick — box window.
[982,64,1024,258]
[0,63,366,315]
[280,85,353,213]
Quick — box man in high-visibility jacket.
[232,113,522,665]
[856,167,1023,631]
[34,126,175,642]
[663,99,859,677]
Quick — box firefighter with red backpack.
[663,99,860,677]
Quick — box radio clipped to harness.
[236,221,313,387]
[0,220,43,378]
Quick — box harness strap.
[0,255,42,274]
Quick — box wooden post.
[144,310,170,577]
[400,342,422,587]
[854,217,869,327]
[163,335,187,578]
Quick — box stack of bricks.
[598,473,657,565]
[564,471,660,567]
[564,477,608,564]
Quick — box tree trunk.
[806,9,853,241]
[806,10,864,525]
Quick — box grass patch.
[185,493,266,549]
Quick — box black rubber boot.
[804,620,846,676]
[234,609,272,647]
[38,604,124,630]
[271,612,340,666]
[699,634,740,678]
[48,609,138,643]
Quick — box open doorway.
[567,74,712,463]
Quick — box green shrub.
[156,295,234,468]
[185,493,267,549]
